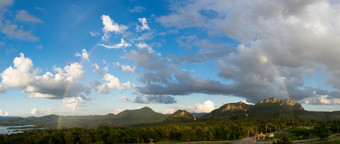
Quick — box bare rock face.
[258,97,281,104]
[222,102,249,112]
[258,97,304,110]
[173,110,191,118]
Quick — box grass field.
[295,136,340,144]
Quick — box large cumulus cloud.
[128,0,340,104]
[0,53,89,99]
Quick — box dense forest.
[1,119,339,144]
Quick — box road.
[180,132,340,144]
[292,133,340,143]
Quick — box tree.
[273,135,292,144]
[314,122,331,139]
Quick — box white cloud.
[75,49,89,61]
[120,0,340,104]
[89,31,99,37]
[162,108,175,114]
[0,0,13,9]
[129,6,146,13]
[0,110,9,116]
[63,63,84,80]
[119,95,176,104]
[36,45,43,49]
[0,53,34,88]
[135,32,154,41]
[99,38,131,49]
[26,70,87,99]
[96,74,133,93]
[119,96,129,102]
[112,108,123,114]
[136,43,155,54]
[30,108,38,115]
[1,23,39,41]
[35,6,46,12]
[116,62,135,73]
[302,95,340,105]
[92,63,102,75]
[93,64,99,71]
[63,96,85,111]
[101,15,128,40]
[0,84,6,92]
[178,100,215,113]
[103,66,109,72]
[30,108,53,116]
[241,100,254,105]
[15,10,42,23]
[136,18,150,32]
[0,53,88,99]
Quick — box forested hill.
[204,97,340,120]
[1,97,340,129]
[0,107,166,129]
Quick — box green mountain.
[163,110,196,123]
[106,107,166,126]
[207,101,251,120]
[0,107,166,129]
[248,97,304,119]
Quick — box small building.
[268,133,275,138]
[257,132,266,140]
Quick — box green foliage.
[273,135,292,144]
[1,119,337,143]
[313,122,332,139]
[287,127,313,139]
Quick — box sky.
[1,0,340,117]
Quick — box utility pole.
[248,129,249,138]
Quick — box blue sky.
[1,0,340,116]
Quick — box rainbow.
[272,65,290,99]
[56,43,99,129]
[56,2,106,129]
[57,83,70,129]
[260,55,290,99]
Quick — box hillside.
[106,107,166,126]
[205,97,340,120]
[206,101,251,120]
[0,107,166,129]
[248,97,305,119]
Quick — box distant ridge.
[2,97,340,129]
[205,97,339,120]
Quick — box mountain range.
[1,97,340,129]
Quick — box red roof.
[258,132,266,137]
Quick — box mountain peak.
[140,106,153,111]
[257,97,304,110]
[221,101,250,112]
[172,110,194,118]
[258,97,281,104]
[206,101,251,118]
[163,110,196,123]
